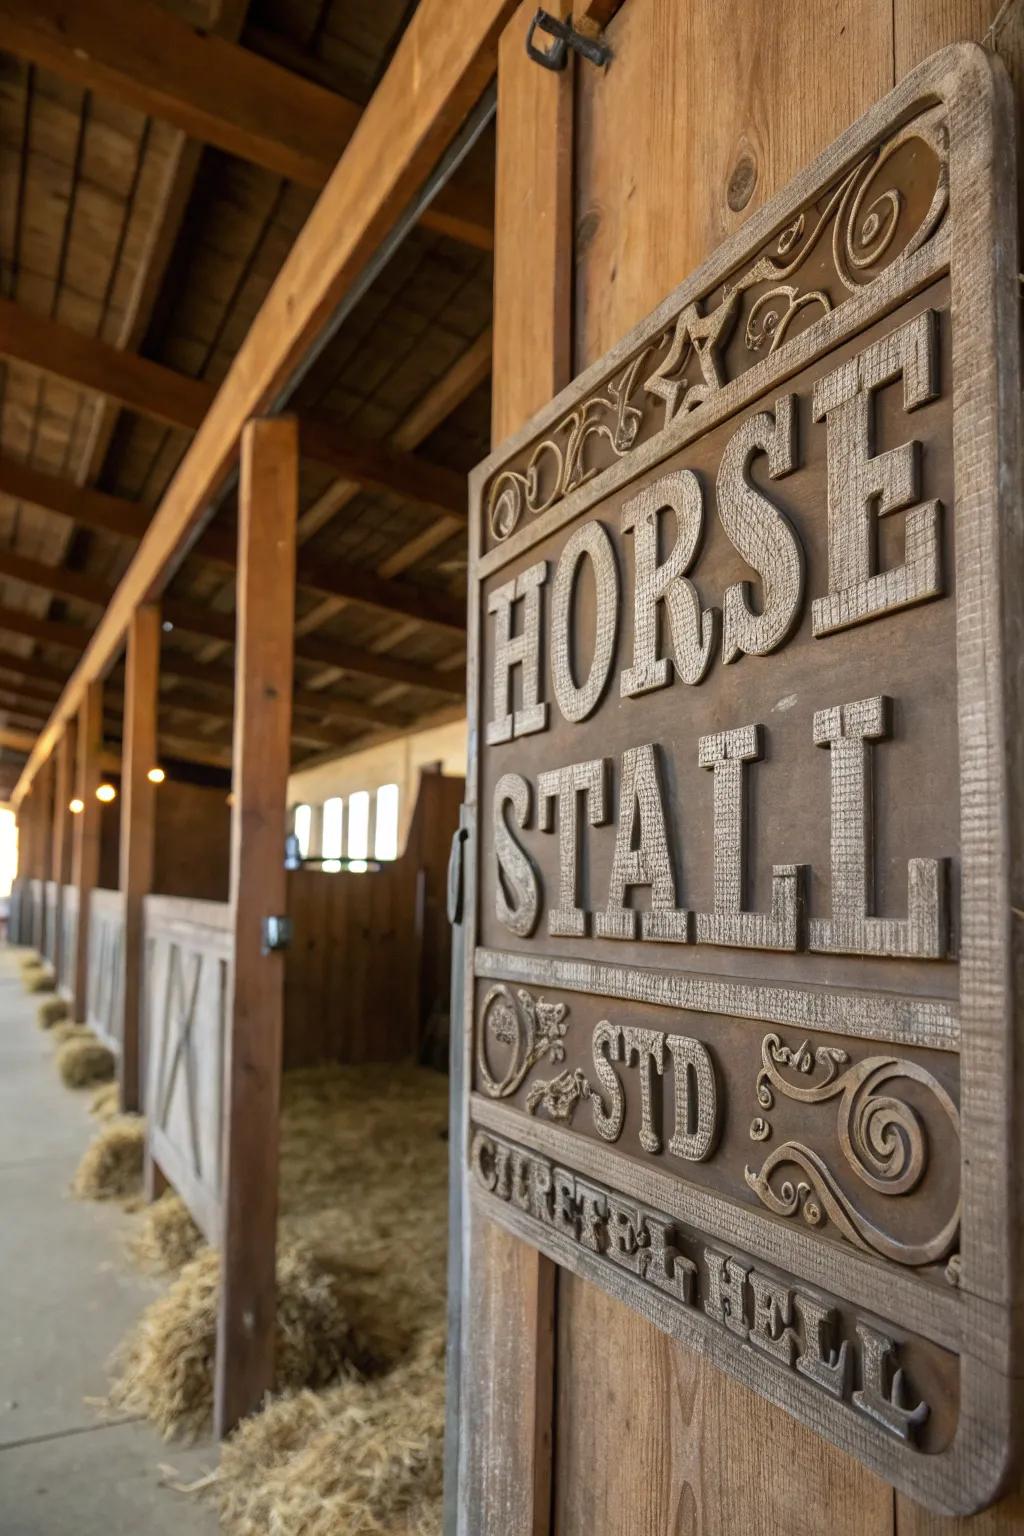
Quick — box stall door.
[458,1,1024,1532]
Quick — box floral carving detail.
[477,983,569,1099]
[744,1031,961,1268]
[484,105,949,540]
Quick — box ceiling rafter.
[0,0,493,250]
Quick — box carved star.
[645,290,740,421]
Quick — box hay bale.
[72,1117,145,1201]
[131,1193,204,1274]
[109,1243,370,1440]
[90,1081,120,1120]
[36,995,69,1029]
[216,1325,446,1536]
[24,965,56,994]
[56,1037,115,1088]
[51,1022,96,1047]
[18,950,41,971]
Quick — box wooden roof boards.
[0,0,501,793]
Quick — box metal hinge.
[525,9,612,71]
[447,815,470,926]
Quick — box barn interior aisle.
[0,944,218,1536]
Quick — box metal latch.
[447,817,470,926]
[525,9,611,71]
[262,914,293,954]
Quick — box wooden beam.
[0,570,461,696]
[154,684,360,755]
[295,326,491,641]
[163,598,464,694]
[119,606,160,1114]
[216,417,296,1435]
[296,327,491,547]
[71,0,252,497]
[0,0,492,251]
[12,0,516,807]
[71,681,103,1021]
[0,453,150,542]
[298,420,466,521]
[0,549,112,610]
[0,683,64,718]
[158,656,410,730]
[0,649,67,688]
[0,451,464,632]
[0,303,466,521]
[0,728,38,756]
[0,605,93,654]
[0,297,211,431]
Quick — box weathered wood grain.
[118,605,160,1114]
[214,417,297,1436]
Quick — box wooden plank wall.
[545,2,1024,1534]
[153,781,231,902]
[283,770,464,1068]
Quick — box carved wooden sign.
[462,47,1021,1512]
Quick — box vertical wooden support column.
[460,6,572,1532]
[119,605,160,1114]
[214,416,297,1437]
[51,723,76,978]
[17,789,32,882]
[72,680,104,1024]
[35,755,55,954]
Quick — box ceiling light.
[147,766,166,784]
[69,797,84,815]
[96,783,117,803]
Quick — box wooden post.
[71,679,103,1023]
[214,415,297,1437]
[51,723,76,978]
[119,604,160,1113]
[35,755,55,954]
[459,6,571,1531]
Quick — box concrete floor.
[0,949,221,1535]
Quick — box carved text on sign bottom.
[473,1129,931,1443]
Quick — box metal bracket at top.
[525,9,612,71]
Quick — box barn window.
[293,802,312,858]
[347,790,370,872]
[321,796,343,872]
[374,784,400,860]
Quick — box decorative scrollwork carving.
[484,105,949,538]
[486,349,657,540]
[744,1031,960,1268]
[477,984,569,1099]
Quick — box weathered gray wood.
[143,894,233,1243]
[462,43,1022,1517]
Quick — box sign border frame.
[460,43,1022,1515]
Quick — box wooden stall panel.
[284,772,464,1069]
[42,881,59,968]
[58,885,78,1001]
[86,888,126,1053]
[27,879,45,954]
[464,31,1021,1527]
[144,895,232,1243]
